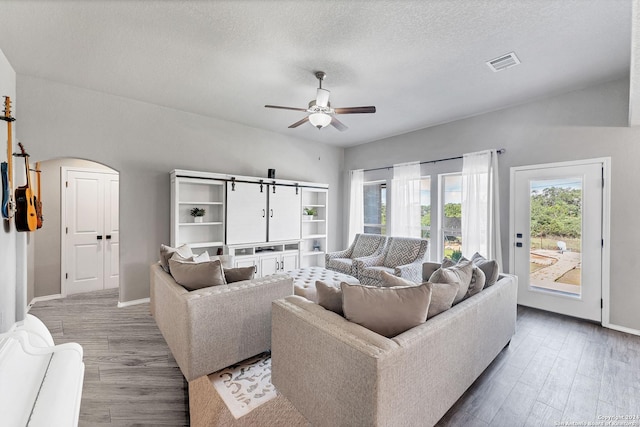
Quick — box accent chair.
[354,236,428,286]
[325,233,386,277]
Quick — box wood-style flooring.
[29,289,640,426]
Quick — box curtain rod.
[361,148,506,173]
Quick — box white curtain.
[461,150,502,270]
[390,162,421,237]
[348,169,364,244]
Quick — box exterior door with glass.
[511,160,604,322]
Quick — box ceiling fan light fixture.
[309,112,331,129]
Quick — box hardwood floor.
[29,289,640,426]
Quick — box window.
[364,181,386,235]
[420,177,431,239]
[441,174,462,260]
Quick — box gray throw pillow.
[471,252,500,287]
[341,282,432,338]
[466,266,486,297]
[223,266,255,284]
[427,281,459,319]
[315,281,343,315]
[168,258,226,291]
[429,259,474,304]
[159,244,193,273]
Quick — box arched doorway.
[28,158,119,302]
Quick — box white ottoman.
[287,267,360,303]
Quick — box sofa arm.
[271,296,398,427]
[394,261,424,283]
[325,248,352,263]
[353,253,385,269]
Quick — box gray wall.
[28,158,115,301]
[17,75,344,303]
[345,77,639,331]
[0,49,22,332]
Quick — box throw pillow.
[466,266,486,298]
[379,270,416,287]
[427,281,459,319]
[429,259,474,304]
[168,258,226,291]
[341,282,432,338]
[470,252,500,287]
[315,281,343,315]
[224,266,255,284]
[159,244,193,273]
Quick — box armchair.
[325,233,386,276]
[354,236,428,286]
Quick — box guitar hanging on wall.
[35,161,43,229]
[1,96,16,220]
[14,142,38,232]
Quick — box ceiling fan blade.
[265,105,309,112]
[333,106,376,114]
[316,88,330,108]
[288,116,310,128]
[330,116,348,132]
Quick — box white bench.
[0,315,84,427]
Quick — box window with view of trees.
[442,174,462,261]
[364,181,386,235]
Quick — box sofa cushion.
[429,259,473,304]
[160,244,193,273]
[224,266,255,284]
[315,281,343,315]
[341,282,431,338]
[168,258,226,291]
[471,252,500,287]
[379,271,458,319]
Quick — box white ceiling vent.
[486,52,521,72]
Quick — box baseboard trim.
[117,297,150,308]
[604,322,640,337]
[28,294,64,310]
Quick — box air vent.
[486,52,521,72]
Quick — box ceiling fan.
[265,71,376,131]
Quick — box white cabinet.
[226,181,301,245]
[228,242,300,278]
[300,188,328,268]
[171,174,225,255]
[170,170,327,270]
[226,181,267,245]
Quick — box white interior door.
[64,169,119,295]
[104,174,119,289]
[511,161,603,322]
[226,182,267,245]
[268,185,301,241]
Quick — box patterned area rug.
[210,352,276,419]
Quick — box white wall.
[345,77,640,331]
[17,75,344,303]
[0,49,20,332]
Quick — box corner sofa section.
[150,263,293,381]
[271,273,517,427]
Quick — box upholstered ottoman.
[287,267,359,302]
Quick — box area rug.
[210,352,277,419]
[189,353,308,427]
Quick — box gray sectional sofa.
[271,272,518,426]
[150,263,293,381]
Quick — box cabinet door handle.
[270,209,273,218]
[106,235,112,240]
[276,261,280,270]
[262,209,265,218]
[254,265,257,274]
[97,235,103,240]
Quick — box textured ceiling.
[0,0,632,147]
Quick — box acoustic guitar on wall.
[35,161,43,229]
[14,142,38,232]
[1,96,16,220]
